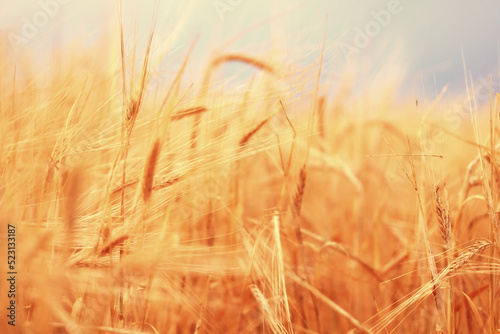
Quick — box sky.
[2,0,499,101]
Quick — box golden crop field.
[1,2,500,333]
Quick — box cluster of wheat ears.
[1,12,500,334]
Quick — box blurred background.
[2,0,499,102]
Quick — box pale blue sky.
[2,0,499,100]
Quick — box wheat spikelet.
[438,240,492,280]
[371,240,492,333]
[125,98,140,125]
[110,174,181,195]
[153,175,182,190]
[210,54,276,76]
[239,113,276,147]
[435,185,452,247]
[250,284,288,334]
[142,139,161,203]
[170,106,207,121]
[99,235,130,256]
[293,164,307,218]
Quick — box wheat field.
[1,6,500,334]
